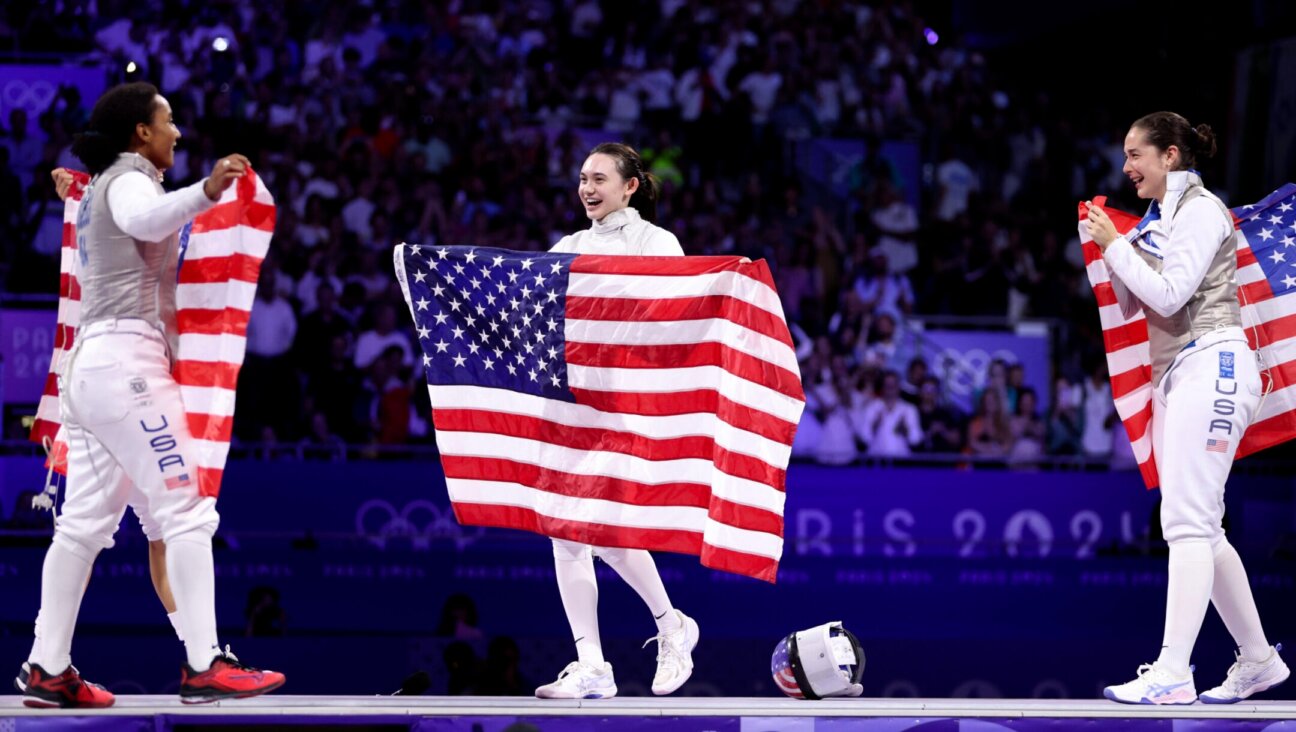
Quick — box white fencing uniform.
[1103,169,1275,679]
[30,153,221,674]
[546,206,685,669]
[1105,170,1256,546]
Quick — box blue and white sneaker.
[1104,663,1197,705]
[1201,645,1289,704]
[535,661,617,699]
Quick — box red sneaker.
[20,663,115,709]
[179,648,285,704]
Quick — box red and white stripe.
[30,169,275,498]
[1081,194,1296,489]
[408,252,804,582]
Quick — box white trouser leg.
[28,379,134,673]
[1153,338,1261,673]
[57,328,223,669]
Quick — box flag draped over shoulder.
[395,244,805,582]
[1080,184,1296,489]
[30,168,276,498]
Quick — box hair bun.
[1193,123,1218,159]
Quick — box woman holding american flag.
[18,82,284,708]
[1086,111,1288,705]
[534,142,700,700]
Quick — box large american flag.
[30,168,275,498]
[394,244,804,582]
[1081,184,1296,489]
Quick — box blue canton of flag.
[395,244,579,402]
[1234,184,1296,293]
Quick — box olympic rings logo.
[2,80,58,117]
[929,347,1020,398]
[354,499,484,551]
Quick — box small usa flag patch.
[164,473,192,490]
[1206,439,1230,453]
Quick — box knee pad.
[51,530,104,564]
[552,538,593,562]
[158,498,220,545]
[132,505,164,543]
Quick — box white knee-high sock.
[167,533,219,671]
[599,549,681,633]
[554,551,604,666]
[168,612,186,644]
[29,538,96,675]
[1211,540,1271,662]
[1156,540,1215,675]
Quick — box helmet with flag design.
[770,621,865,699]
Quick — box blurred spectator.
[1008,387,1046,466]
[968,388,1013,459]
[354,303,414,371]
[858,370,922,458]
[1047,377,1084,455]
[478,636,531,696]
[916,377,963,454]
[1081,361,1116,461]
[437,593,485,641]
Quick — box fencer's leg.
[552,539,604,666]
[75,332,220,671]
[594,547,681,633]
[29,418,130,674]
[1210,539,1270,662]
[1155,344,1261,676]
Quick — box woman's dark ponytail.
[589,142,659,222]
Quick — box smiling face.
[578,153,638,222]
[134,95,180,172]
[1123,125,1179,202]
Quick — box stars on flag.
[403,244,574,397]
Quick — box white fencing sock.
[28,537,96,675]
[167,533,220,671]
[599,548,681,633]
[1156,540,1215,675]
[1211,540,1271,663]
[553,541,604,667]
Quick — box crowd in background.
[0,0,1167,465]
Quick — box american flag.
[1081,184,1296,488]
[770,636,804,698]
[394,244,804,582]
[30,168,275,498]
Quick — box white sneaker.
[1201,645,1290,704]
[1103,663,1197,705]
[534,661,617,699]
[646,610,699,696]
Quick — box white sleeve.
[859,401,882,444]
[1101,198,1232,318]
[904,405,923,446]
[107,172,216,242]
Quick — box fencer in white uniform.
[534,143,700,701]
[1088,112,1288,705]
[21,82,283,709]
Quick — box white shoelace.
[644,628,688,672]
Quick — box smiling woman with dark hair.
[19,83,284,709]
[1087,112,1288,705]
